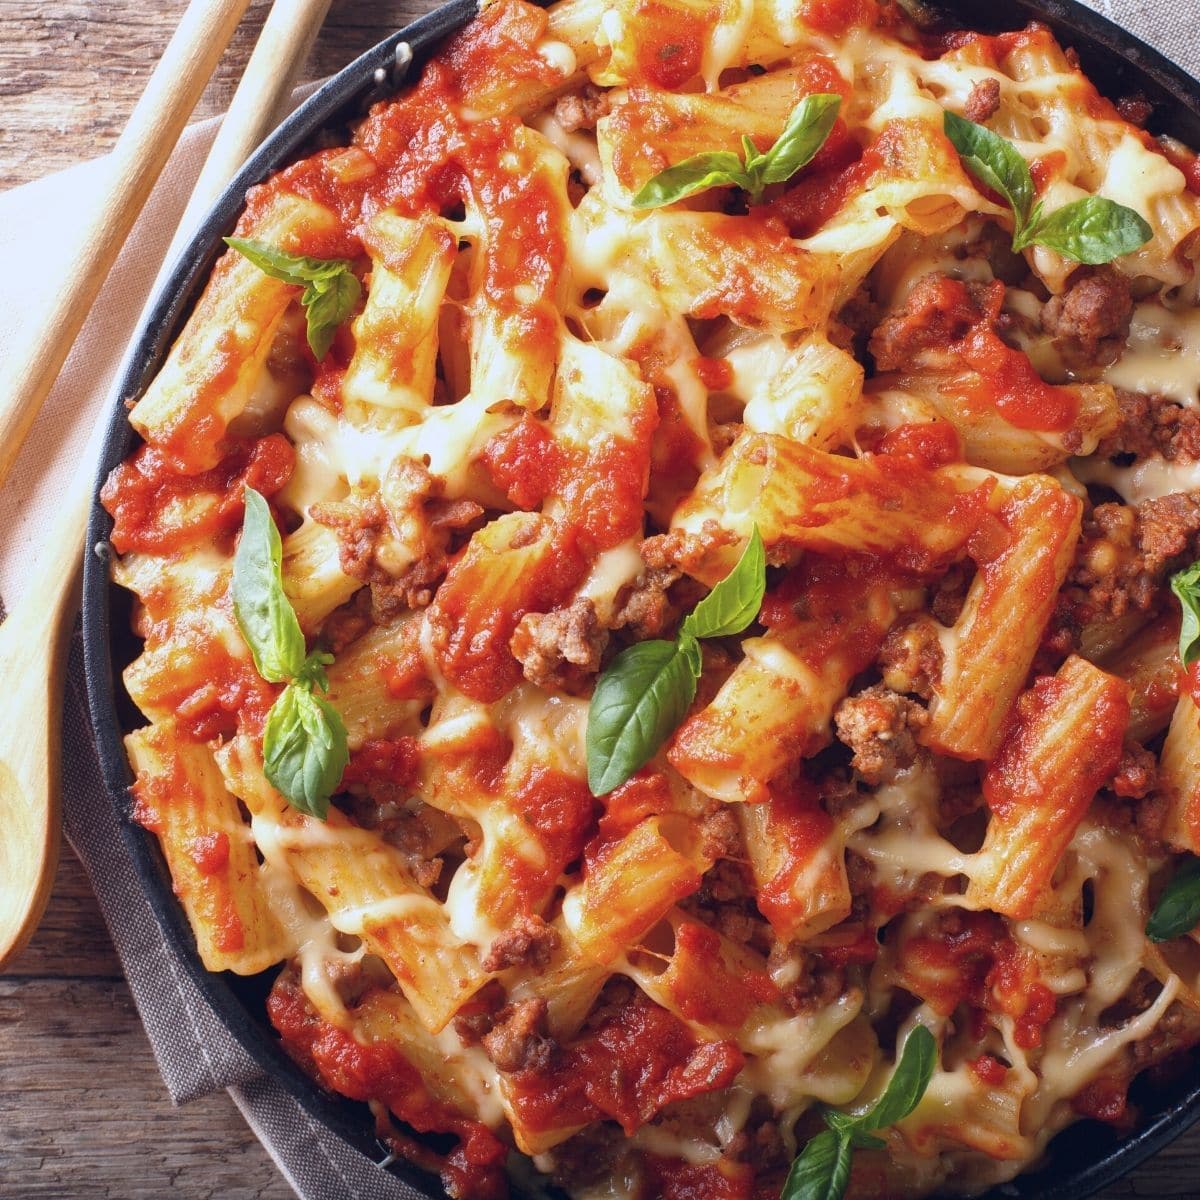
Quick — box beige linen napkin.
[1,2,1197,1198]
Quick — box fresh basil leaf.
[825,1112,886,1149]
[856,1025,937,1131]
[1020,195,1152,264]
[755,93,841,188]
[847,1130,887,1151]
[301,269,362,360]
[1173,560,1200,667]
[943,113,1151,264]
[587,639,699,795]
[233,487,307,684]
[263,681,349,820]
[632,152,749,209]
[780,1130,853,1200]
[224,236,359,360]
[785,1027,936,1200]
[296,650,334,693]
[224,237,342,287]
[679,632,703,677]
[633,95,839,208]
[1147,856,1200,941]
[681,527,766,640]
[943,109,1034,227]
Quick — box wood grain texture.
[0,0,433,190]
[1,1,1199,1197]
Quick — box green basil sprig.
[224,237,361,361]
[782,1026,937,1200]
[586,528,766,796]
[1171,560,1200,667]
[233,487,348,819]
[943,110,1152,264]
[1143,562,1200,941]
[633,95,841,209]
[1147,856,1200,942]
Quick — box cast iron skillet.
[82,1,1200,1196]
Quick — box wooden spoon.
[0,0,333,969]
[0,486,87,968]
[0,0,255,490]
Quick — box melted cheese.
[1104,302,1200,406]
[849,762,969,887]
[1072,454,1200,504]
[740,990,865,1108]
[433,1023,507,1128]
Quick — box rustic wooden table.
[2,1,1200,1197]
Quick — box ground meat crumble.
[1071,494,1200,616]
[481,997,554,1072]
[834,685,929,785]
[510,596,607,692]
[1097,389,1200,462]
[482,914,561,973]
[1041,266,1134,373]
[312,457,482,617]
[963,78,1002,123]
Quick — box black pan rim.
[80,2,1200,1197]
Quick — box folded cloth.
[0,2,1196,1198]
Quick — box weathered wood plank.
[0,976,292,1199]
[0,1,436,190]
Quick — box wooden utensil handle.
[165,0,335,268]
[0,0,253,493]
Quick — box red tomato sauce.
[877,421,963,468]
[769,127,867,238]
[1183,659,1200,710]
[188,831,231,877]
[984,669,1127,826]
[1029,151,1067,196]
[378,647,436,703]
[559,428,658,553]
[902,911,1007,1015]
[663,921,775,1028]
[588,770,676,865]
[341,737,421,793]
[756,781,838,934]
[1073,1076,1130,1123]
[101,434,294,555]
[800,0,878,36]
[1162,140,1200,196]
[430,519,588,701]
[969,1054,1008,1086]
[503,767,596,910]
[629,1,712,90]
[901,275,1078,431]
[139,626,277,742]
[482,415,564,511]
[649,385,707,509]
[643,1155,754,1200]
[694,356,733,391]
[268,978,508,1199]
[795,52,852,101]
[132,765,245,954]
[901,912,1057,1046]
[483,401,658,554]
[506,992,744,1134]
